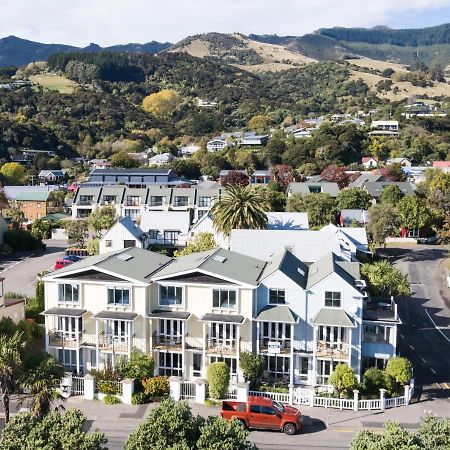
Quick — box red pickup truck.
[220,396,303,435]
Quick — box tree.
[118,352,155,380]
[0,409,107,450]
[379,163,407,182]
[286,193,338,228]
[0,162,27,185]
[110,151,138,168]
[384,357,412,386]
[0,332,23,423]
[397,195,433,232]
[211,185,269,236]
[272,164,294,191]
[248,115,270,134]
[142,89,181,118]
[361,260,410,297]
[239,352,264,389]
[20,354,64,419]
[7,206,25,229]
[379,185,404,205]
[366,203,401,246]
[328,363,357,398]
[336,187,372,210]
[87,238,100,255]
[361,368,386,397]
[31,218,51,240]
[207,362,230,399]
[416,413,450,449]
[63,219,89,247]
[320,164,350,189]
[88,205,118,237]
[221,171,249,187]
[175,233,216,257]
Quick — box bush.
[362,367,386,397]
[104,394,121,405]
[258,383,289,394]
[118,352,155,380]
[385,357,412,392]
[328,363,357,398]
[207,362,230,399]
[131,392,149,405]
[142,376,169,399]
[91,366,122,394]
[97,380,120,395]
[239,352,264,389]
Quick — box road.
[0,239,67,297]
[388,245,450,404]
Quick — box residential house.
[292,129,312,139]
[386,157,412,167]
[238,134,269,146]
[99,217,149,254]
[251,170,272,185]
[42,247,400,384]
[197,99,217,108]
[432,161,450,172]
[368,120,400,137]
[340,209,369,227]
[148,153,177,166]
[361,157,378,169]
[361,182,415,200]
[38,170,68,185]
[320,224,370,261]
[0,298,25,323]
[88,159,112,170]
[287,182,341,198]
[181,145,201,158]
[206,138,230,152]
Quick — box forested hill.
[0,36,172,67]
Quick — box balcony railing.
[259,338,291,354]
[153,334,183,350]
[316,341,349,359]
[207,338,237,355]
[78,200,93,206]
[48,330,82,348]
[363,297,398,322]
[81,333,134,353]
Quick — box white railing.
[293,387,312,405]
[249,390,290,404]
[385,396,406,408]
[358,399,381,410]
[313,397,354,410]
[95,379,123,396]
[227,386,238,399]
[71,376,85,395]
[181,382,196,399]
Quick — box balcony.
[81,333,134,353]
[363,298,398,322]
[153,334,183,350]
[125,200,140,206]
[207,338,237,355]
[48,331,82,348]
[316,341,349,359]
[78,200,93,206]
[259,338,291,354]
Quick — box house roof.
[105,217,144,241]
[259,250,308,288]
[140,211,191,235]
[38,170,67,177]
[312,308,355,327]
[229,230,342,263]
[433,161,450,168]
[266,212,309,230]
[254,305,298,323]
[153,248,266,287]
[361,157,378,163]
[16,191,51,201]
[287,182,341,197]
[43,307,87,317]
[362,182,415,197]
[349,173,383,187]
[201,313,245,324]
[4,185,58,201]
[94,311,138,321]
[148,310,191,320]
[91,168,174,175]
[45,247,172,284]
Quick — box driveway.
[0,239,67,297]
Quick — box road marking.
[443,383,450,390]
[425,309,450,345]
[0,256,32,274]
[421,357,427,364]
[410,345,415,350]
[430,368,436,375]
[400,334,405,339]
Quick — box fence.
[227,386,238,399]
[181,382,196,399]
[95,379,123,396]
[71,376,85,395]
[249,390,290,404]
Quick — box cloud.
[0,0,449,46]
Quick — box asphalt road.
[0,239,67,297]
[388,245,450,403]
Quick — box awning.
[201,313,244,324]
[42,307,87,317]
[312,308,355,328]
[254,305,298,324]
[148,310,191,320]
[94,311,138,321]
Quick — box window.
[197,210,207,220]
[58,349,83,372]
[269,289,286,305]
[160,285,183,306]
[296,356,309,381]
[261,406,276,415]
[126,196,140,206]
[105,240,112,247]
[362,325,391,343]
[124,209,140,220]
[213,289,236,309]
[316,359,338,385]
[149,229,159,240]
[262,322,291,341]
[107,287,130,306]
[325,291,341,308]
[192,353,202,378]
[174,196,188,207]
[150,196,164,207]
[123,240,136,248]
[198,196,211,207]
[264,355,290,378]
[79,195,93,205]
[308,186,322,193]
[164,230,180,244]
[159,319,182,337]
[209,356,237,376]
[159,352,182,376]
[58,284,79,303]
[77,209,91,218]
[57,316,82,337]
[250,405,261,414]
[103,195,116,204]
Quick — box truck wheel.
[283,423,297,435]
[237,419,247,429]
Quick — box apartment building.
[71,185,222,224]
[43,247,400,385]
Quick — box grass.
[30,73,78,94]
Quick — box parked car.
[417,236,439,245]
[220,396,303,435]
[54,259,73,270]
[63,255,82,262]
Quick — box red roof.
[432,161,450,168]
[362,157,378,163]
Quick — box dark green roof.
[312,308,355,327]
[17,191,51,201]
[255,305,298,323]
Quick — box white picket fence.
[181,382,196,399]
[249,390,290,404]
[72,376,85,395]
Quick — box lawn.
[30,73,78,94]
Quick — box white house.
[140,211,191,247]
[371,120,399,132]
[320,224,370,261]
[361,157,378,169]
[181,145,201,158]
[206,138,230,152]
[99,217,149,254]
[148,153,177,165]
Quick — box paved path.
[0,239,67,297]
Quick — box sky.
[1,0,450,46]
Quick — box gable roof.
[152,248,266,287]
[362,182,415,197]
[105,217,144,241]
[16,190,51,201]
[259,250,308,288]
[312,308,355,327]
[255,305,298,323]
[287,182,340,197]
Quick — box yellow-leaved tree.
[142,89,181,118]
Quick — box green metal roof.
[255,305,298,323]
[312,308,355,327]
[16,191,51,201]
[42,213,71,223]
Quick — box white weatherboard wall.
[99,221,144,254]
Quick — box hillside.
[0,36,172,67]
[168,33,315,71]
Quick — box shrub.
[258,383,289,394]
[97,381,120,395]
[328,363,357,398]
[91,366,122,394]
[4,229,43,251]
[118,352,155,380]
[207,362,230,399]
[131,392,149,405]
[239,352,264,389]
[142,376,169,399]
[362,367,386,397]
[385,357,412,392]
[104,394,121,405]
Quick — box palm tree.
[21,355,65,419]
[0,332,23,423]
[211,185,270,236]
[361,260,410,297]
